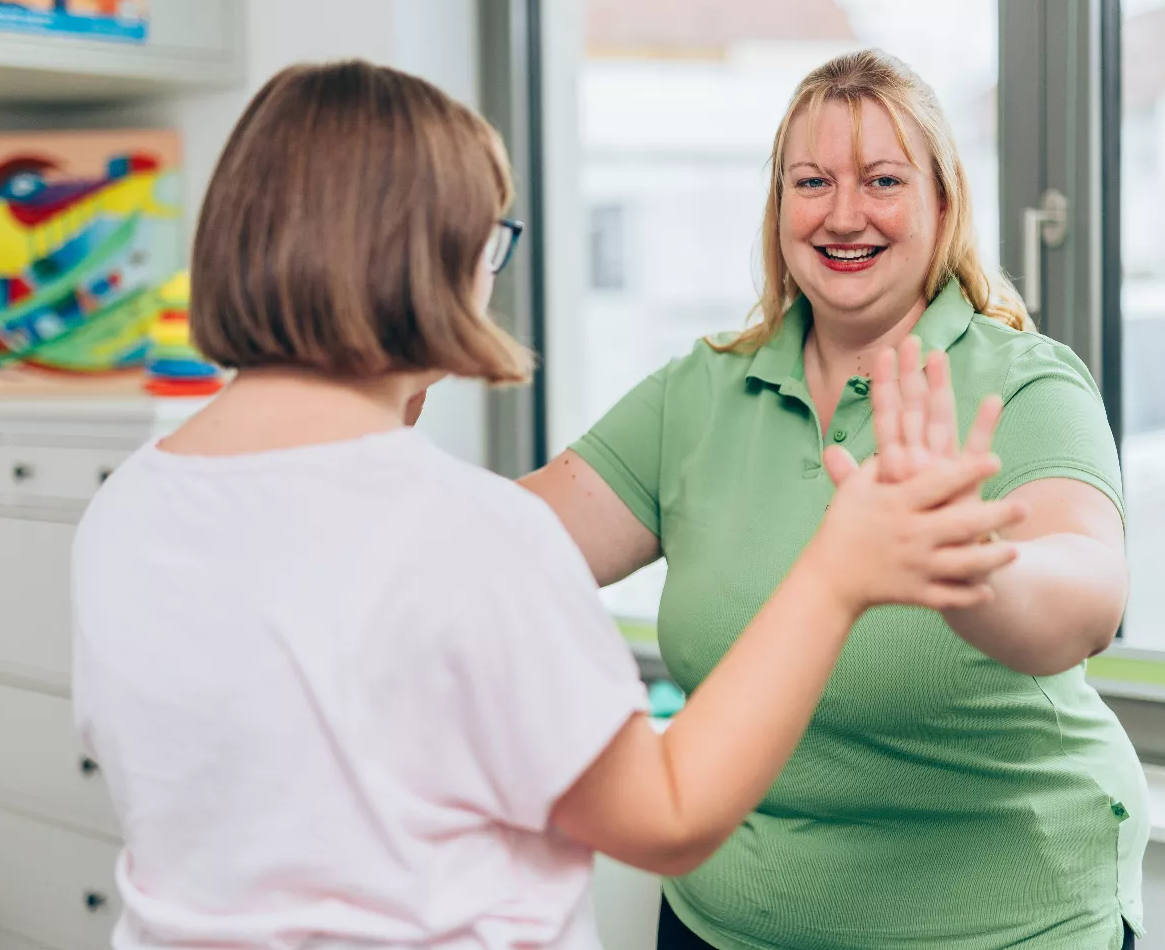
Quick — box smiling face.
[779,97,945,334]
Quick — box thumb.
[822,445,859,487]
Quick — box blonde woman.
[524,50,1146,950]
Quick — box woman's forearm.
[941,534,1128,676]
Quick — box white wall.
[1144,845,1165,949]
[0,0,488,464]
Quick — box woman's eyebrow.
[786,159,913,175]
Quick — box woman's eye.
[871,176,902,188]
[797,177,828,189]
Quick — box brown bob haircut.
[191,60,531,384]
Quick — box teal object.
[647,679,685,719]
[145,358,219,379]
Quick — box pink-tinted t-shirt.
[71,427,647,950]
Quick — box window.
[525,1,1161,662]
[590,204,629,290]
[1120,0,1165,648]
[544,0,1002,636]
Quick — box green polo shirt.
[572,280,1148,950]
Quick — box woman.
[523,50,1147,950]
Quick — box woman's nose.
[823,183,866,236]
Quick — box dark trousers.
[657,895,1136,950]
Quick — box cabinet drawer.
[0,517,76,689]
[0,924,60,950]
[0,808,120,950]
[0,686,119,837]
[0,444,129,506]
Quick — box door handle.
[1022,188,1068,314]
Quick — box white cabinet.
[0,809,121,950]
[0,0,245,102]
[0,397,201,950]
[0,516,77,693]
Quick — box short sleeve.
[570,363,669,536]
[984,340,1124,522]
[442,499,648,833]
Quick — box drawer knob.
[79,757,100,776]
[84,891,108,912]
[11,462,32,482]
[97,467,113,485]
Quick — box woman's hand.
[814,337,1026,614]
[870,335,997,484]
[811,449,1025,614]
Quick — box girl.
[71,61,1022,950]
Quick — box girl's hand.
[871,336,1000,484]
[812,450,1026,613]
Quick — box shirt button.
[832,429,846,443]
[853,380,870,396]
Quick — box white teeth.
[823,247,880,260]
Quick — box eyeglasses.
[484,218,524,274]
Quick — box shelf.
[0,0,244,102]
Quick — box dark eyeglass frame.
[489,218,525,274]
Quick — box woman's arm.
[551,443,1025,876]
[520,451,660,587]
[940,479,1126,676]
[879,339,1128,677]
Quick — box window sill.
[1087,645,1165,703]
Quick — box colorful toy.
[144,271,223,397]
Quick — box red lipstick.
[815,244,886,273]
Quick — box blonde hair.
[192,61,532,384]
[722,49,1030,352]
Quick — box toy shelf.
[0,0,244,102]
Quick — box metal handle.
[1022,188,1069,314]
[84,891,108,912]
[97,467,113,485]
[79,757,100,776]
[11,462,32,482]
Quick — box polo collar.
[911,279,976,355]
[744,279,974,390]
[745,293,811,390]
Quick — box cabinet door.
[0,516,76,692]
[0,924,62,950]
[0,686,119,837]
[0,809,120,950]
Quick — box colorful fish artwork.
[0,129,183,394]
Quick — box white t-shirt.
[71,427,647,950]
